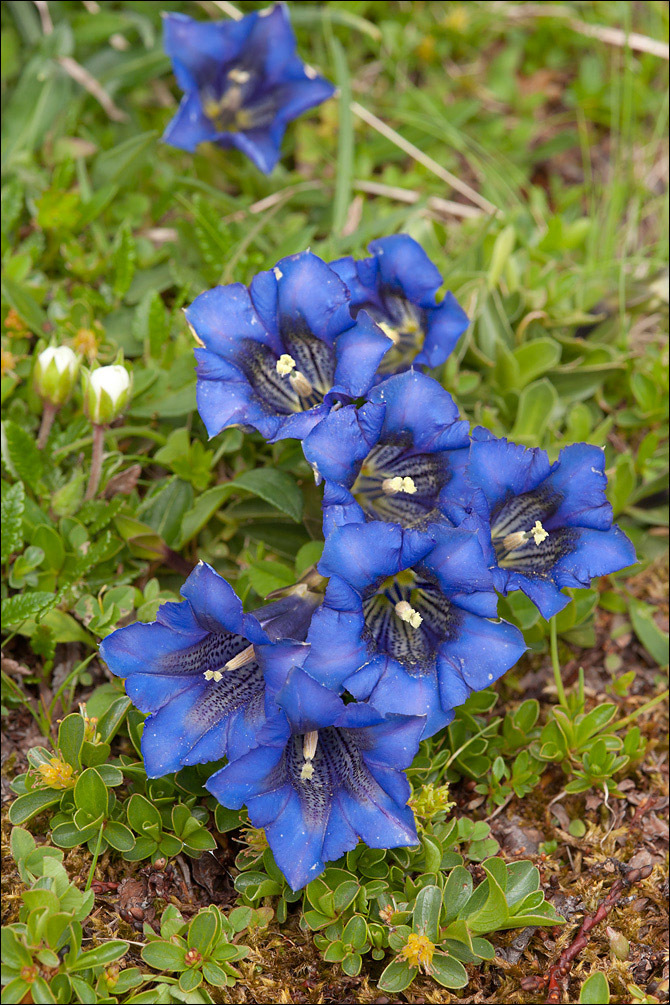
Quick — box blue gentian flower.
[302,370,471,535]
[304,522,526,738]
[187,251,392,443]
[330,235,469,375]
[99,562,322,777]
[445,430,637,619]
[162,5,335,174]
[206,652,423,890]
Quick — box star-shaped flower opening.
[163,5,335,173]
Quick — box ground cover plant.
[1,1,668,1003]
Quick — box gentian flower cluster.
[102,233,635,890]
[162,4,335,174]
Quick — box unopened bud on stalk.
[83,364,131,425]
[33,345,79,407]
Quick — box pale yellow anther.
[382,476,417,495]
[273,266,283,280]
[186,319,205,347]
[530,520,549,546]
[300,731,319,781]
[502,530,528,552]
[203,669,223,682]
[228,68,250,84]
[276,353,296,376]
[290,370,314,397]
[395,600,423,629]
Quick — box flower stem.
[36,402,57,449]
[615,689,669,730]
[84,423,105,501]
[85,823,105,892]
[550,617,568,708]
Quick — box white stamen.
[395,601,423,629]
[305,65,318,79]
[301,731,319,781]
[502,530,528,552]
[228,68,250,84]
[290,370,313,397]
[276,353,296,376]
[273,267,283,280]
[224,644,256,672]
[382,476,417,495]
[530,520,548,546]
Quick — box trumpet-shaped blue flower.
[302,370,471,535]
[330,235,469,375]
[188,251,392,443]
[445,430,637,619]
[99,562,322,777]
[305,522,525,738]
[162,5,335,174]
[206,653,422,890]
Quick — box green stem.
[549,617,568,708]
[84,424,106,502]
[85,822,105,892]
[615,689,669,730]
[49,653,97,717]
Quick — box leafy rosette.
[207,650,423,891]
[99,562,321,777]
[188,251,392,443]
[305,522,526,738]
[444,429,637,618]
[163,4,334,173]
[330,234,469,374]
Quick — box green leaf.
[579,971,610,1004]
[1,591,55,627]
[2,419,44,491]
[8,788,62,825]
[201,961,229,987]
[232,468,304,522]
[341,951,362,977]
[487,226,516,289]
[510,378,558,444]
[412,885,441,943]
[342,915,368,951]
[58,714,85,770]
[629,600,669,667]
[74,767,108,820]
[513,338,561,387]
[178,969,203,993]
[92,130,158,187]
[104,820,135,853]
[1,481,24,561]
[1,275,46,334]
[187,910,217,955]
[113,223,136,299]
[429,953,468,989]
[28,976,56,1004]
[141,940,188,972]
[377,958,416,993]
[68,940,128,971]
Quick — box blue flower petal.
[423,527,498,605]
[180,562,268,643]
[319,522,435,592]
[99,608,205,680]
[186,284,280,360]
[302,402,385,486]
[266,403,331,444]
[225,128,283,175]
[467,431,553,507]
[321,483,365,536]
[163,12,253,92]
[415,292,470,369]
[321,799,359,863]
[162,91,218,152]
[503,570,570,620]
[436,612,526,709]
[337,780,418,852]
[124,672,198,717]
[264,789,329,890]
[272,76,337,124]
[274,252,353,343]
[274,667,347,733]
[255,640,310,697]
[303,602,368,691]
[206,743,285,808]
[369,370,468,453]
[545,443,613,531]
[195,352,281,440]
[554,525,637,590]
[331,312,392,397]
[245,4,297,84]
[368,235,443,308]
[363,663,453,738]
[358,714,428,770]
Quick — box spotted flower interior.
[351,434,449,528]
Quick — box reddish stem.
[37,402,58,450]
[84,423,105,502]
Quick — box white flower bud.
[33,345,79,406]
[84,364,131,425]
